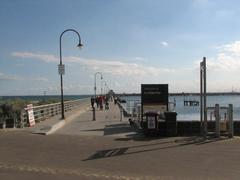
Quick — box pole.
[94,74,97,100]
[93,107,96,121]
[59,29,82,120]
[94,72,103,99]
[215,104,220,138]
[228,104,233,138]
[93,72,103,121]
[200,61,203,135]
[60,35,65,119]
[101,80,103,96]
[203,57,207,137]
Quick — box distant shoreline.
[117,92,240,96]
[1,92,240,97]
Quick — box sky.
[1,0,240,95]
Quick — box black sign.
[141,84,168,105]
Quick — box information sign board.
[141,84,168,114]
[58,64,65,75]
[25,104,35,127]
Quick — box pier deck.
[1,102,240,179]
[55,102,137,137]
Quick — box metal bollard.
[120,108,123,122]
[92,107,96,121]
[215,104,220,138]
[3,119,6,129]
[228,104,233,138]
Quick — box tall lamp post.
[94,72,103,100]
[93,72,103,121]
[59,29,83,119]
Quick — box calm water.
[121,95,240,121]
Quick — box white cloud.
[161,41,169,47]
[0,72,21,81]
[205,41,240,72]
[219,41,240,55]
[12,51,175,77]
[29,77,49,82]
[11,52,58,63]
[0,71,48,83]
[192,0,212,8]
[11,40,240,93]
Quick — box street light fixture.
[59,29,83,120]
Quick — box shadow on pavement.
[83,136,229,161]
[82,123,136,136]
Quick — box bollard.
[228,104,233,138]
[3,119,6,129]
[92,107,96,121]
[120,107,123,122]
[215,104,220,138]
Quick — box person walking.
[91,96,95,108]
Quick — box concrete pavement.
[1,102,240,179]
[56,102,138,137]
[27,100,90,135]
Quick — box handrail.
[21,98,90,126]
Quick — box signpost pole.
[203,57,207,137]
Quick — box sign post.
[200,57,207,137]
[25,104,35,127]
[58,64,65,75]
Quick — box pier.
[1,101,240,179]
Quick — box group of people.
[91,95,110,110]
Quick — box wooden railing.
[21,98,90,125]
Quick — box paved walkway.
[56,102,138,137]
[1,102,240,179]
[24,100,91,135]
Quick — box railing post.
[2,118,6,129]
[228,104,234,138]
[92,107,96,121]
[120,107,123,122]
[215,104,220,138]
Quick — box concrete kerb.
[34,103,91,135]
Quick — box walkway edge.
[45,120,66,135]
[44,106,91,135]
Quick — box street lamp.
[103,80,109,95]
[94,72,103,100]
[59,29,83,120]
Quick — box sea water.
[121,95,240,121]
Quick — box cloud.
[161,41,169,47]
[0,72,21,81]
[0,71,48,83]
[218,41,240,55]
[12,51,175,77]
[29,77,49,82]
[11,52,58,63]
[133,57,145,61]
[192,0,212,8]
[204,41,240,72]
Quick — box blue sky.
[1,0,240,95]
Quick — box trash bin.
[164,112,177,136]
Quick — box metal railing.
[21,98,90,126]
[206,104,233,137]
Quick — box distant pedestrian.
[96,96,99,109]
[99,96,103,110]
[114,97,117,105]
[91,96,95,108]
